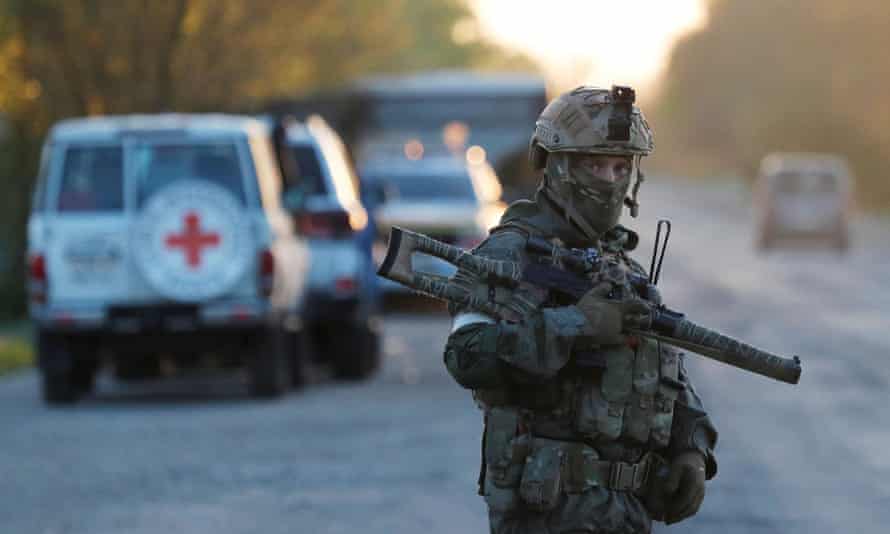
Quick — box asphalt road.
[1,179,888,533]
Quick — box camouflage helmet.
[529,85,653,167]
[529,86,655,240]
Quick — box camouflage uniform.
[442,87,718,533]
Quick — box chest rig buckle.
[609,457,650,492]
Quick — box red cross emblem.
[165,211,220,269]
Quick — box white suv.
[27,114,310,403]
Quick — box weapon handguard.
[629,329,801,385]
[631,307,802,385]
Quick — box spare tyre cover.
[132,180,253,302]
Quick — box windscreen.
[384,173,476,202]
[775,172,839,194]
[132,143,246,205]
[56,146,124,212]
[290,145,326,195]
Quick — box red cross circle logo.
[164,211,221,269]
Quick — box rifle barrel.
[631,318,802,384]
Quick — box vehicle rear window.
[56,146,124,212]
[386,174,476,201]
[775,173,839,194]
[807,174,839,193]
[290,145,326,195]
[132,143,246,205]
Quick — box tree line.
[651,0,890,209]
[0,0,533,317]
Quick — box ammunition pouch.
[519,442,564,511]
[573,340,680,446]
[517,437,659,511]
[484,407,528,489]
[482,411,664,515]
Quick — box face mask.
[547,153,631,236]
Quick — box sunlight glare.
[470,0,706,95]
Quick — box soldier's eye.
[577,157,598,172]
[615,163,631,177]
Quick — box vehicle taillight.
[230,305,256,322]
[28,253,47,304]
[334,276,357,296]
[297,210,353,238]
[258,249,275,298]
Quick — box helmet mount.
[607,85,635,142]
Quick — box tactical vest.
[574,339,680,448]
[479,224,681,450]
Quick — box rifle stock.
[377,226,802,385]
[377,227,516,318]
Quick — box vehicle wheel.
[72,358,98,395]
[331,323,381,381]
[42,372,79,405]
[247,326,290,398]
[288,330,310,388]
[38,332,78,405]
[65,338,100,395]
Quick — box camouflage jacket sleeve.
[666,353,719,479]
[443,230,590,386]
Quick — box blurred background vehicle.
[754,152,854,252]
[360,154,506,294]
[27,114,310,403]
[265,70,548,202]
[273,115,382,380]
[349,70,546,196]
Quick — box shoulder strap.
[487,220,532,241]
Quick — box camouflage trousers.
[485,478,652,534]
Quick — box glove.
[663,451,707,524]
[575,282,650,345]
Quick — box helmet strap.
[624,156,644,218]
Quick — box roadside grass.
[0,320,34,376]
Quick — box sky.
[468,0,707,99]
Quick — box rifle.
[377,226,802,385]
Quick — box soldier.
[443,86,718,533]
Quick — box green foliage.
[4,0,525,115]
[0,338,33,376]
[0,0,535,318]
[651,0,890,208]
